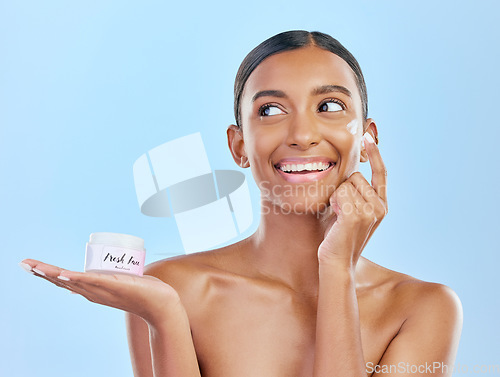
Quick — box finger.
[29,266,90,296]
[345,181,365,212]
[42,272,120,301]
[21,259,66,278]
[19,261,35,275]
[53,274,146,312]
[346,174,385,247]
[347,172,387,219]
[60,270,137,290]
[20,259,109,297]
[62,282,120,304]
[46,275,92,296]
[21,259,132,291]
[54,269,154,309]
[22,266,93,297]
[59,282,94,297]
[363,133,388,203]
[333,183,365,218]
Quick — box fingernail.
[57,275,70,281]
[70,291,79,295]
[32,268,46,276]
[364,133,375,144]
[19,262,34,274]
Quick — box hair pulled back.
[234,30,368,128]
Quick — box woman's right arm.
[20,259,201,377]
[126,300,201,377]
[126,313,154,376]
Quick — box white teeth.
[278,162,332,173]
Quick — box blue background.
[2,0,499,375]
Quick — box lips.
[273,157,337,183]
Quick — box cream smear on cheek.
[345,119,359,135]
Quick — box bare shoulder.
[397,277,463,327]
[141,242,245,302]
[142,251,207,291]
[359,259,463,366]
[143,250,206,284]
[359,257,463,323]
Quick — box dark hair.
[234,30,368,128]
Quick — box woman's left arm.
[314,262,366,377]
[313,133,462,376]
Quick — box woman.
[20,30,463,376]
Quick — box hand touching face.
[318,132,388,268]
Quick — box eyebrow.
[251,90,287,103]
[251,85,352,103]
[312,84,352,98]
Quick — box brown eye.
[259,104,285,117]
[318,100,345,112]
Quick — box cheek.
[322,120,361,167]
[343,119,362,156]
[322,119,358,148]
[243,127,281,182]
[341,126,363,171]
[345,119,360,135]
[246,126,282,161]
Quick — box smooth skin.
[21,45,462,377]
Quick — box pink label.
[85,243,145,276]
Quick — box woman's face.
[231,45,376,215]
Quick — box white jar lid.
[88,232,144,250]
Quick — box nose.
[285,112,321,150]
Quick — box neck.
[246,197,335,297]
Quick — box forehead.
[242,45,360,102]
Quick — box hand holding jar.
[19,233,184,329]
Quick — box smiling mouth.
[274,161,336,174]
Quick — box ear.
[360,118,379,163]
[227,124,250,168]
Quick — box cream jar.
[84,232,146,276]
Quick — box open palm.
[20,259,182,327]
